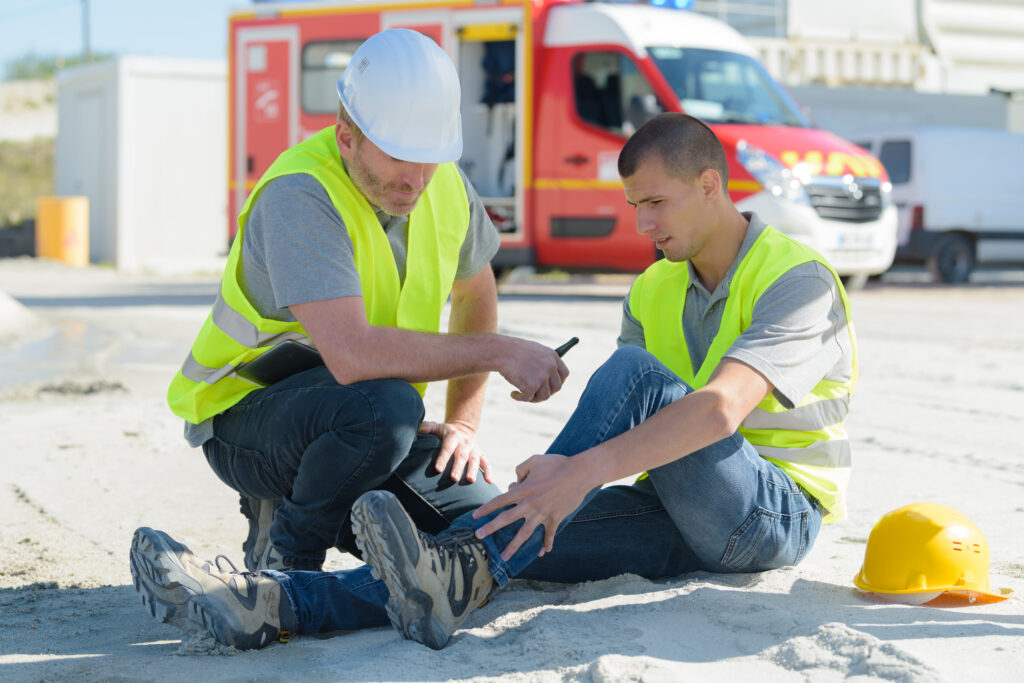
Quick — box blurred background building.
[692,0,1024,134]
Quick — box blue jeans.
[272,346,822,632]
[204,366,500,568]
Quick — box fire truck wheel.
[927,233,975,284]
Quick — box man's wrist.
[448,418,477,434]
[574,447,613,490]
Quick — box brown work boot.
[352,490,495,650]
[130,527,294,650]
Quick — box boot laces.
[426,527,489,564]
[211,554,260,578]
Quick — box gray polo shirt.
[185,167,499,447]
[618,212,853,410]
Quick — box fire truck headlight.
[880,180,893,208]
[736,140,811,207]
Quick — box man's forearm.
[292,294,504,386]
[291,266,565,399]
[444,265,498,427]
[573,360,773,488]
[572,387,733,488]
[330,326,504,386]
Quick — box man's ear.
[336,120,355,160]
[699,168,722,202]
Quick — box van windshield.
[647,46,810,127]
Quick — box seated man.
[130,113,856,651]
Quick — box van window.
[853,141,873,153]
[302,41,362,114]
[647,46,808,127]
[878,140,911,184]
[573,52,663,136]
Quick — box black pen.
[555,337,579,357]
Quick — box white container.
[56,57,227,273]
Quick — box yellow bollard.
[35,196,90,267]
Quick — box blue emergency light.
[649,0,695,8]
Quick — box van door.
[534,48,663,271]
[877,139,913,249]
[234,26,299,235]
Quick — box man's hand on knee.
[471,453,593,561]
[420,420,494,484]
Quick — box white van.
[853,126,1024,282]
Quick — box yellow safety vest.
[628,225,858,523]
[167,126,470,424]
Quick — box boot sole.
[351,492,452,650]
[129,527,201,633]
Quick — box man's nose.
[635,208,655,235]
[398,162,431,191]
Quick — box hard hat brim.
[371,117,463,164]
[853,572,1010,602]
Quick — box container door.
[233,26,299,237]
[452,19,525,263]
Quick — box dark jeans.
[203,366,499,568]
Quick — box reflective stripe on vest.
[628,225,858,523]
[167,126,470,424]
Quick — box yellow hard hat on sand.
[854,502,1009,604]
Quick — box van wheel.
[927,234,975,283]
[840,273,869,291]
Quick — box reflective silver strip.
[180,351,263,387]
[211,294,258,346]
[211,294,308,348]
[181,352,219,383]
[757,439,850,469]
[180,352,238,384]
[742,395,849,432]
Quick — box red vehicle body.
[229,0,897,277]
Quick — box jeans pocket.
[204,438,288,499]
[720,507,809,572]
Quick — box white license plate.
[836,229,875,249]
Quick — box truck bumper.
[736,193,898,276]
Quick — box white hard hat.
[337,29,462,163]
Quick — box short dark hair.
[618,113,729,185]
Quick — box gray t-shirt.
[618,212,853,410]
[185,167,500,447]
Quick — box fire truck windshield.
[647,46,810,127]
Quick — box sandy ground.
[1,256,1022,682]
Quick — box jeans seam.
[797,509,809,560]
[570,505,664,523]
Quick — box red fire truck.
[229,0,897,282]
